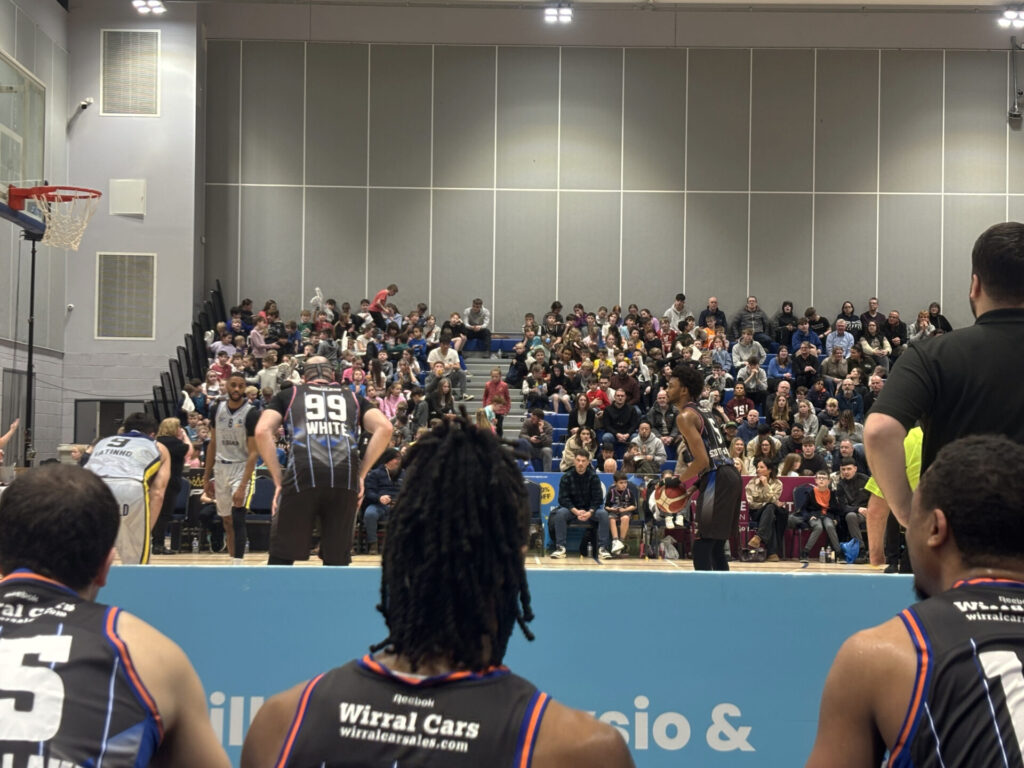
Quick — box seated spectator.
[796,470,843,562]
[548,362,577,413]
[858,319,891,373]
[441,312,468,352]
[710,335,733,371]
[745,422,780,458]
[817,396,841,428]
[779,423,807,456]
[630,422,667,475]
[736,409,760,445]
[805,306,831,339]
[724,382,755,423]
[863,373,885,415]
[379,381,405,420]
[859,297,884,332]
[836,437,869,474]
[463,298,494,357]
[883,310,908,361]
[772,300,800,346]
[835,379,865,422]
[560,427,598,472]
[731,328,767,371]
[548,452,609,559]
[834,457,869,557]
[744,459,787,561]
[729,296,773,347]
[779,452,802,477]
[645,389,680,450]
[833,409,865,445]
[362,448,403,555]
[601,389,640,449]
[427,378,456,422]
[704,361,734,393]
[427,336,471,401]
[792,340,822,389]
[737,356,768,410]
[928,301,953,334]
[768,392,792,429]
[845,344,873,384]
[820,345,849,388]
[793,398,819,437]
[825,319,855,358]
[605,471,639,556]
[799,438,829,476]
[790,316,821,353]
[836,301,863,339]
[522,363,549,410]
[743,437,779,474]
[907,310,936,346]
[806,377,831,411]
[767,345,793,392]
[697,295,727,333]
[566,392,597,436]
[518,408,553,471]
[728,436,747,473]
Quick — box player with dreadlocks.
[242,414,635,768]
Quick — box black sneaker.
[884,563,899,574]
[800,550,809,563]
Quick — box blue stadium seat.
[545,412,569,429]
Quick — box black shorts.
[270,485,359,565]
[695,464,742,541]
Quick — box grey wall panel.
[15,9,33,74]
[945,52,1007,194]
[0,1,14,57]
[369,45,432,188]
[558,192,620,309]
[494,191,556,330]
[240,187,303,320]
[560,48,622,190]
[878,195,941,321]
[812,195,877,319]
[46,250,65,351]
[1,238,11,340]
[306,43,368,187]
[623,49,686,191]
[304,187,367,305]
[685,193,749,316]
[1008,196,1024,222]
[621,193,685,311]
[496,47,558,189]
[879,51,942,193]
[240,42,304,185]
[1009,126,1024,195]
[434,46,495,189]
[816,51,878,193]
[748,194,813,321]
[367,189,430,309]
[943,195,1004,328]
[431,190,494,318]
[751,50,814,192]
[687,49,750,192]
[204,184,239,308]
[206,41,240,185]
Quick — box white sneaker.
[664,515,675,530]
[231,558,243,566]
[550,546,567,559]
[598,547,612,560]
[610,539,625,555]
[674,513,687,528]
[463,394,475,401]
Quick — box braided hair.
[370,413,535,671]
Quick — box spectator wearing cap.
[361,448,404,555]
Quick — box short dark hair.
[670,364,704,401]
[612,471,628,482]
[675,293,686,302]
[0,465,120,591]
[971,222,1024,304]
[530,407,546,420]
[839,457,858,467]
[122,412,157,434]
[917,435,1024,567]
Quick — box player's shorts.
[270,485,359,565]
[695,464,742,541]
[104,478,151,564]
[214,462,255,518]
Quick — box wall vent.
[95,252,156,339]
[101,30,160,116]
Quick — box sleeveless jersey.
[683,403,733,471]
[212,400,257,463]
[275,656,550,768]
[889,578,1024,768]
[86,432,160,482]
[269,383,366,492]
[0,571,162,767]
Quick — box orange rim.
[8,184,102,210]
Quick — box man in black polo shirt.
[865,221,1024,526]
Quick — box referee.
[865,221,1024,526]
[255,356,392,566]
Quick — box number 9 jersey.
[267,382,373,492]
[0,571,162,767]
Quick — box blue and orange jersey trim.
[512,690,551,768]
[889,607,933,767]
[274,673,326,768]
[953,577,1024,590]
[358,654,510,686]
[0,569,79,596]
[104,606,165,741]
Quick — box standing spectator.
[483,367,511,436]
[368,283,398,331]
[151,417,190,555]
[548,452,609,559]
[361,448,404,555]
[664,292,691,331]
[248,316,278,361]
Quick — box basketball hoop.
[7,185,102,251]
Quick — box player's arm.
[241,682,307,768]
[360,407,394,491]
[233,410,261,507]
[115,612,231,768]
[0,417,18,450]
[531,700,636,768]
[863,413,911,526]
[674,409,709,486]
[147,442,172,529]
[255,408,285,488]
[202,406,218,497]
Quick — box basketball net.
[8,185,103,251]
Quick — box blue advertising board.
[102,566,914,767]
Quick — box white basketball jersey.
[86,433,160,481]
[214,400,255,463]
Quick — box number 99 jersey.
[268,382,372,493]
[0,571,162,767]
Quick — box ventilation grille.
[96,253,156,339]
[101,30,159,116]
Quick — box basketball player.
[254,356,392,566]
[665,364,742,571]
[806,435,1024,767]
[84,412,170,564]
[202,372,260,563]
[241,415,634,767]
[0,464,230,767]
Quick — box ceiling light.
[151,5,166,13]
[1006,9,1018,18]
[137,5,151,12]
[544,7,558,23]
[1001,17,1013,26]
[132,0,146,6]
[558,7,572,22]
[1015,18,1024,27]
[544,3,571,24]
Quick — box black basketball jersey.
[0,571,162,767]
[683,402,733,471]
[889,578,1024,768]
[269,384,378,493]
[275,655,551,768]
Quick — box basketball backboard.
[0,47,46,234]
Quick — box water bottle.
[586,542,593,559]
[164,533,172,552]
[191,536,199,554]
[819,547,827,564]
[244,539,250,555]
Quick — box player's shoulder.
[531,699,635,768]
[241,679,310,768]
[833,614,916,685]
